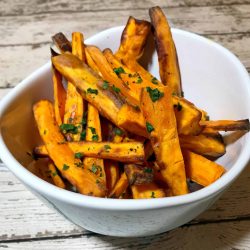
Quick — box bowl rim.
[0,26,250,210]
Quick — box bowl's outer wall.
[0,27,250,236]
[27,182,224,237]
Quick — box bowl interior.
[1,27,250,195]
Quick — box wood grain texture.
[0,220,249,249]
[0,161,249,241]
[1,5,250,47]
[0,0,185,16]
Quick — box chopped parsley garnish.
[173,102,182,111]
[52,172,58,177]
[60,123,78,134]
[62,164,69,171]
[146,87,164,102]
[89,127,96,134]
[92,134,99,141]
[144,168,153,173]
[114,127,123,136]
[151,77,158,85]
[80,130,86,140]
[91,165,98,174]
[136,77,143,84]
[113,67,125,76]
[151,191,155,198]
[75,152,84,159]
[87,88,98,95]
[146,122,154,133]
[96,179,100,184]
[104,144,111,152]
[112,85,120,93]
[102,80,109,90]
[43,129,47,135]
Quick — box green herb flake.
[88,126,96,134]
[87,88,98,95]
[104,144,111,152]
[136,77,143,84]
[144,168,153,173]
[60,123,78,134]
[151,77,158,85]
[80,130,86,141]
[174,102,182,111]
[146,122,154,133]
[151,191,156,198]
[91,165,98,174]
[74,162,83,167]
[43,129,47,135]
[102,80,109,90]
[114,127,123,136]
[113,67,125,76]
[181,91,185,97]
[75,152,84,159]
[62,164,69,171]
[92,134,99,141]
[52,172,58,177]
[96,179,100,184]
[205,115,210,121]
[112,85,120,93]
[146,87,164,102]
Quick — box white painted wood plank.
[0,0,185,16]
[0,32,249,88]
[0,220,249,250]
[1,5,249,47]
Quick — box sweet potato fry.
[115,16,151,60]
[124,164,154,185]
[48,161,66,189]
[52,32,72,53]
[85,49,102,74]
[180,134,226,157]
[70,141,144,163]
[34,142,144,162]
[105,160,120,194]
[52,53,122,125]
[149,6,182,95]
[63,32,85,141]
[121,57,202,135]
[86,46,138,107]
[140,86,188,195]
[200,119,250,132]
[33,100,106,197]
[131,183,165,199]
[182,150,226,186]
[52,66,66,126]
[117,104,147,137]
[122,57,161,86]
[84,104,106,183]
[109,172,129,198]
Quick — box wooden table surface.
[0,0,250,249]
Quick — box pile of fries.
[31,6,249,199]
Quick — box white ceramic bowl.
[0,27,250,237]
